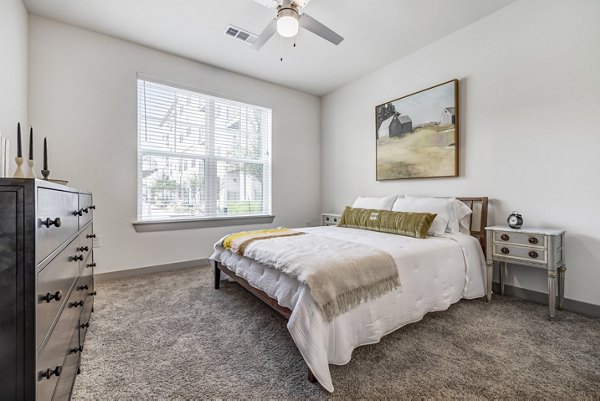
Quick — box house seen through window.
[137,77,272,221]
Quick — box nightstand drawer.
[494,231,546,247]
[493,244,547,264]
[321,213,341,226]
[324,215,339,225]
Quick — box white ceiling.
[23,0,517,96]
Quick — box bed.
[210,197,489,392]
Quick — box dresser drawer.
[74,273,93,304]
[79,305,93,343]
[36,188,79,263]
[51,329,80,401]
[36,241,83,348]
[494,231,545,247]
[82,248,96,273]
[79,253,94,342]
[36,285,82,401]
[493,243,547,264]
[80,251,94,286]
[76,224,94,264]
[79,292,94,344]
[78,193,94,229]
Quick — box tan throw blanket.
[221,229,399,321]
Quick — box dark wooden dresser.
[0,178,96,400]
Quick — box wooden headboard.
[457,197,489,255]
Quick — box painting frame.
[375,79,459,180]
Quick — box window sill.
[132,215,275,232]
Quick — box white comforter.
[210,226,486,393]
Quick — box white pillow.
[453,200,473,234]
[404,195,473,234]
[352,195,397,210]
[392,197,453,236]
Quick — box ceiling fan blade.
[299,13,344,45]
[252,0,280,9]
[294,0,312,8]
[253,18,277,50]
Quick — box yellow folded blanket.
[222,228,305,255]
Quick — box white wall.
[321,0,600,305]
[28,16,321,274]
[0,0,28,161]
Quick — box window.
[137,77,272,223]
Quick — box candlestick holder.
[41,169,50,180]
[13,157,25,178]
[26,159,37,179]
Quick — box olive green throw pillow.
[338,206,437,239]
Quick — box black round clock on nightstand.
[507,211,523,229]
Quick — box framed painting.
[375,79,459,180]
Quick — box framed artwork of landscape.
[375,79,459,180]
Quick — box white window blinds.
[137,77,272,222]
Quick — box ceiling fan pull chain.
[280,35,284,61]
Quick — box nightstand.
[321,213,341,226]
[485,226,566,318]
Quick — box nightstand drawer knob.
[528,250,539,259]
[333,218,338,223]
[501,247,510,254]
[325,217,330,221]
[501,234,510,241]
[528,237,539,244]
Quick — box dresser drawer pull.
[69,300,85,308]
[86,234,96,239]
[77,246,89,252]
[71,255,84,262]
[69,345,84,354]
[528,250,539,259]
[40,365,62,380]
[81,322,90,329]
[42,217,62,228]
[528,237,539,244]
[89,205,96,210]
[500,234,510,241]
[73,209,83,216]
[501,247,510,254]
[41,290,63,303]
[86,262,96,268]
[78,284,89,291]
[89,291,97,296]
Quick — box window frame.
[133,74,274,231]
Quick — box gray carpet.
[73,265,600,399]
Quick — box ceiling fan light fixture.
[276,7,299,38]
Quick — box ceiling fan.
[251,0,344,49]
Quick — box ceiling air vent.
[224,24,258,45]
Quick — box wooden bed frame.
[211,197,489,385]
